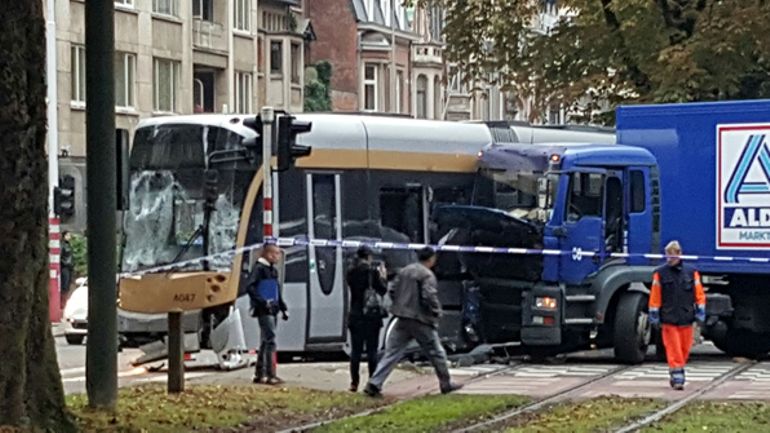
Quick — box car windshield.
[121,123,256,274]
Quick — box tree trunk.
[0,2,76,431]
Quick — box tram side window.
[379,187,424,243]
[313,175,337,241]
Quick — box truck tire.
[65,334,85,345]
[613,292,651,364]
[712,329,770,358]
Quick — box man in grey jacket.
[363,247,462,397]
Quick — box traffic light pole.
[46,0,61,323]
[261,106,275,240]
[85,0,117,409]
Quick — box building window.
[153,0,178,16]
[70,45,86,104]
[434,77,442,119]
[235,72,253,114]
[153,58,180,112]
[363,64,378,111]
[116,0,134,7]
[270,40,283,74]
[396,70,403,113]
[365,0,376,21]
[290,43,301,84]
[193,0,213,21]
[416,74,428,119]
[234,0,250,31]
[448,67,465,94]
[115,52,136,108]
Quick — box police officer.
[648,240,706,390]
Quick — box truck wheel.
[65,334,85,345]
[713,330,770,358]
[613,292,651,364]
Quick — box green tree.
[0,2,77,431]
[420,0,770,124]
[304,61,332,112]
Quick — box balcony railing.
[193,18,227,52]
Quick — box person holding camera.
[345,246,388,392]
[364,247,462,397]
[648,240,706,390]
[247,243,288,385]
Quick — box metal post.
[46,0,61,323]
[390,0,396,113]
[85,0,117,409]
[260,106,277,375]
[261,106,275,239]
[167,309,184,394]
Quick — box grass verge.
[501,397,663,433]
[642,401,770,432]
[313,394,529,433]
[66,384,383,432]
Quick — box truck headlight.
[535,296,558,310]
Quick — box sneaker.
[252,375,264,384]
[349,383,359,393]
[265,377,285,385]
[363,383,382,398]
[440,383,464,394]
[673,383,685,391]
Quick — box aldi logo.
[718,124,770,249]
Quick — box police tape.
[119,236,770,279]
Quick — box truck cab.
[435,142,662,362]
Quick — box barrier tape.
[118,236,770,279]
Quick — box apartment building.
[307,0,510,121]
[52,0,311,230]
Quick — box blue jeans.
[255,315,277,378]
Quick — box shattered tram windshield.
[121,123,255,274]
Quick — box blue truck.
[435,100,770,362]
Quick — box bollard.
[168,309,184,393]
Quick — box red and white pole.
[261,106,275,241]
[49,217,62,322]
[46,0,61,323]
[260,106,277,374]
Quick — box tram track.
[450,364,636,433]
[611,360,757,433]
[275,362,521,433]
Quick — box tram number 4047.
[173,293,196,303]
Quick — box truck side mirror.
[116,128,130,211]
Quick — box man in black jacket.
[346,246,388,392]
[246,243,288,385]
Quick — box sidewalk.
[185,360,426,394]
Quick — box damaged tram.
[116,113,613,363]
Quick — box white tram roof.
[136,113,495,155]
[136,114,616,154]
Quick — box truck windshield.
[478,169,558,223]
[121,124,257,274]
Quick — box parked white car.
[62,277,88,345]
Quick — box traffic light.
[203,169,219,211]
[276,115,312,172]
[54,175,76,218]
